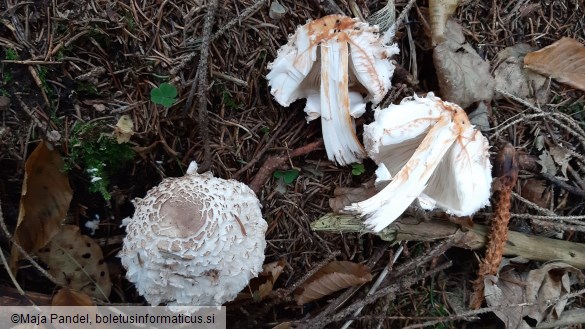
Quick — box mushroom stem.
[320,40,366,165]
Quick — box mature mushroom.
[119,162,267,306]
[267,15,399,165]
[345,93,492,231]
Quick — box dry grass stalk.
[470,143,519,309]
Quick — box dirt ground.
[1,0,585,328]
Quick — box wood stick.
[311,214,585,269]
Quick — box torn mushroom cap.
[119,163,267,307]
[345,93,492,232]
[267,15,399,165]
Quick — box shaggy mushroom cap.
[119,164,267,306]
[267,15,399,165]
[345,93,492,231]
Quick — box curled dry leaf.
[294,261,372,305]
[429,0,460,44]
[433,20,495,108]
[492,44,548,104]
[113,115,134,144]
[484,261,585,328]
[238,259,286,302]
[37,225,111,300]
[9,141,73,273]
[52,288,95,306]
[329,185,377,213]
[524,37,585,92]
[521,179,550,209]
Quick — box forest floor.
[1,0,585,328]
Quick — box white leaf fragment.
[267,15,399,165]
[345,93,492,231]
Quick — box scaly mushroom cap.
[267,15,399,165]
[345,93,492,231]
[119,169,267,306]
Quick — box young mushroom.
[267,15,399,165]
[119,162,267,306]
[345,93,492,232]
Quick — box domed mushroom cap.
[119,168,267,306]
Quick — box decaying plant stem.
[470,143,519,309]
[190,0,218,173]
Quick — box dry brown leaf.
[113,115,134,144]
[521,179,550,209]
[524,262,585,322]
[433,20,495,108]
[329,185,377,213]
[37,225,111,300]
[492,44,548,103]
[238,259,286,301]
[484,260,585,328]
[294,261,372,305]
[9,141,73,273]
[524,37,585,92]
[52,288,95,306]
[429,0,460,44]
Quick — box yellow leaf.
[524,37,585,92]
[9,141,72,273]
[113,115,134,143]
[294,261,372,305]
[429,0,460,44]
[37,225,111,300]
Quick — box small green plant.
[4,48,18,60]
[273,169,299,184]
[150,83,177,108]
[221,89,242,110]
[66,121,135,200]
[351,163,365,176]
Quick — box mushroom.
[267,15,399,165]
[119,162,267,306]
[345,93,492,232]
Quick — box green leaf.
[283,169,299,184]
[351,163,365,176]
[159,83,177,98]
[273,170,284,179]
[150,83,177,108]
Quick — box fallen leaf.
[37,225,111,300]
[537,151,557,176]
[9,141,73,273]
[467,101,491,132]
[429,0,460,44]
[484,271,526,329]
[492,44,548,103]
[524,37,585,92]
[294,261,372,305]
[549,146,571,179]
[521,179,550,209]
[433,20,495,108]
[524,262,585,322]
[329,185,377,213]
[484,260,585,328]
[238,259,286,301]
[113,115,134,144]
[52,288,95,306]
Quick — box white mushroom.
[345,93,492,232]
[267,15,399,165]
[119,163,267,306]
